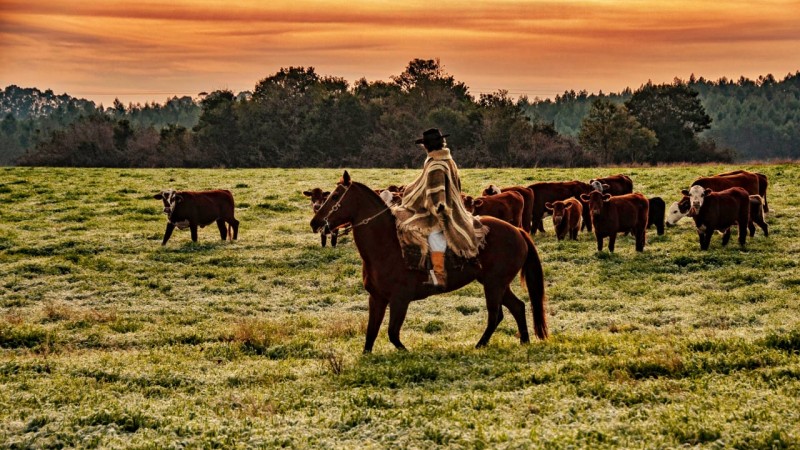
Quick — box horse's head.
[310,170,357,233]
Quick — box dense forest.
[1,60,798,167]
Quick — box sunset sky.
[2,0,799,106]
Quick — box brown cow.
[153,189,239,245]
[544,198,582,241]
[691,171,759,200]
[579,191,649,252]
[683,186,750,249]
[589,174,634,196]
[717,170,769,212]
[481,185,535,233]
[303,188,339,247]
[527,181,593,234]
[463,191,525,228]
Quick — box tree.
[625,81,711,162]
[578,98,657,164]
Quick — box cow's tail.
[519,230,548,340]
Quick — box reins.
[320,183,390,231]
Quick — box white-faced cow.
[589,174,633,196]
[682,186,750,250]
[667,193,767,237]
[303,188,339,247]
[153,189,239,245]
[544,198,582,241]
[579,191,649,252]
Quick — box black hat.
[414,128,449,146]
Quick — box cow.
[527,181,594,234]
[666,194,767,237]
[682,186,750,250]
[647,197,666,236]
[717,170,769,212]
[481,185,535,233]
[463,190,525,228]
[153,189,239,246]
[544,198,582,241]
[303,188,339,247]
[690,171,759,201]
[378,190,402,207]
[589,174,634,196]
[579,191,649,252]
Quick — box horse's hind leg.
[387,297,411,351]
[364,293,388,354]
[476,285,504,348]
[502,288,529,344]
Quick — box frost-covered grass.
[0,165,799,448]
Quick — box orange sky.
[2,0,799,106]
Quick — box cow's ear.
[174,194,183,204]
[704,188,712,197]
[341,170,351,186]
[302,190,312,197]
[154,193,164,200]
[323,191,330,197]
[545,202,553,210]
[474,199,484,208]
[589,179,596,184]
[602,194,612,201]
[579,194,589,202]
[565,203,573,210]
[602,184,611,190]
[681,189,690,196]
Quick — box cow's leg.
[757,218,769,237]
[596,234,603,252]
[216,219,227,240]
[476,284,504,348]
[635,228,645,252]
[320,231,327,247]
[161,222,176,246]
[608,234,617,253]
[190,224,198,242]
[721,228,731,246]
[364,293,388,354]
[748,222,756,237]
[229,218,239,240]
[331,229,338,247]
[700,231,712,250]
[387,297,411,351]
[738,223,748,248]
[502,289,529,344]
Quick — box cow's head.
[580,190,610,216]
[303,188,331,213]
[589,180,611,192]
[682,186,710,216]
[482,184,502,196]
[378,190,402,207]
[666,196,691,226]
[154,189,176,214]
[545,200,574,226]
[462,195,476,213]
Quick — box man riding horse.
[394,128,485,290]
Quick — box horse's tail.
[520,230,548,340]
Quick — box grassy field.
[1,165,799,448]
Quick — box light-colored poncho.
[393,148,487,268]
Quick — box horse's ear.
[341,170,351,186]
[681,189,690,196]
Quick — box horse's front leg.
[476,285,504,348]
[364,293,388,354]
[387,296,411,351]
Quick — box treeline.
[2,60,798,167]
[524,72,800,161]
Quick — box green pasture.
[0,165,798,448]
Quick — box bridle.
[319,183,390,231]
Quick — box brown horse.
[310,171,548,353]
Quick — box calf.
[303,188,339,247]
[647,197,666,236]
[481,185,535,233]
[153,189,239,245]
[682,186,750,250]
[717,170,769,212]
[667,194,767,237]
[528,181,593,234]
[463,191,525,228]
[589,174,634,196]
[579,191,649,252]
[544,198,582,240]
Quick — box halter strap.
[321,183,390,230]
